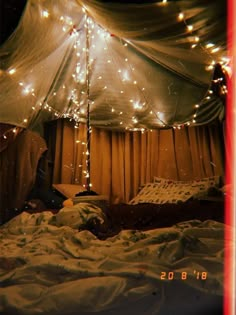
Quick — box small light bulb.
[8,68,16,75]
[178,13,184,21]
[187,25,193,32]
[41,10,49,18]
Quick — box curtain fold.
[0,129,47,223]
[48,119,224,203]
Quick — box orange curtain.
[0,129,47,223]
[51,119,87,185]
[49,119,224,203]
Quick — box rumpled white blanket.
[0,205,227,315]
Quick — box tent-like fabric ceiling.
[0,0,228,131]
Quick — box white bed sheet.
[0,208,227,315]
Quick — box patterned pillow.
[153,176,221,198]
[129,182,196,205]
[153,176,220,187]
[129,176,221,205]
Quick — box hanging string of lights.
[1,1,229,139]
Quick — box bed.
[0,189,227,315]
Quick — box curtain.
[48,119,224,203]
[0,129,47,223]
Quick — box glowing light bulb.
[205,43,214,49]
[178,13,184,21]
[211,47,220,53]
[41,10,49,18]
[8,68,16,75]
[187,25,193,32]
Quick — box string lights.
[1,1,229,138]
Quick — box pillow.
[153,176,221,199]
[153,176,220,187]
[54,202,108,232]
[190,176,221,198]
[129,182,195,205]
[72,195,109,212]
[52,184,86,199]
[153,177,178,185]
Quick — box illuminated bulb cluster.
[1,127,21,140]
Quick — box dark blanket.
[104,199,224,237]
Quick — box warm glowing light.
[122,71,130,81]
[187,25,193,32]
[8,68,16,75]
[178,13,184,21]
[133,101,142,110]
[205,43,215,49]
[211,47,220,53]
[22,86,32,95]
[41,10,49,18]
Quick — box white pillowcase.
[129,176,221,205]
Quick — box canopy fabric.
[0,0,227,131]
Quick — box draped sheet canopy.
[0,0,227,131]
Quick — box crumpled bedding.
[0,203,226,315]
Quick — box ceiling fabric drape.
[0,0,227,130]
[49,120,224,203]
